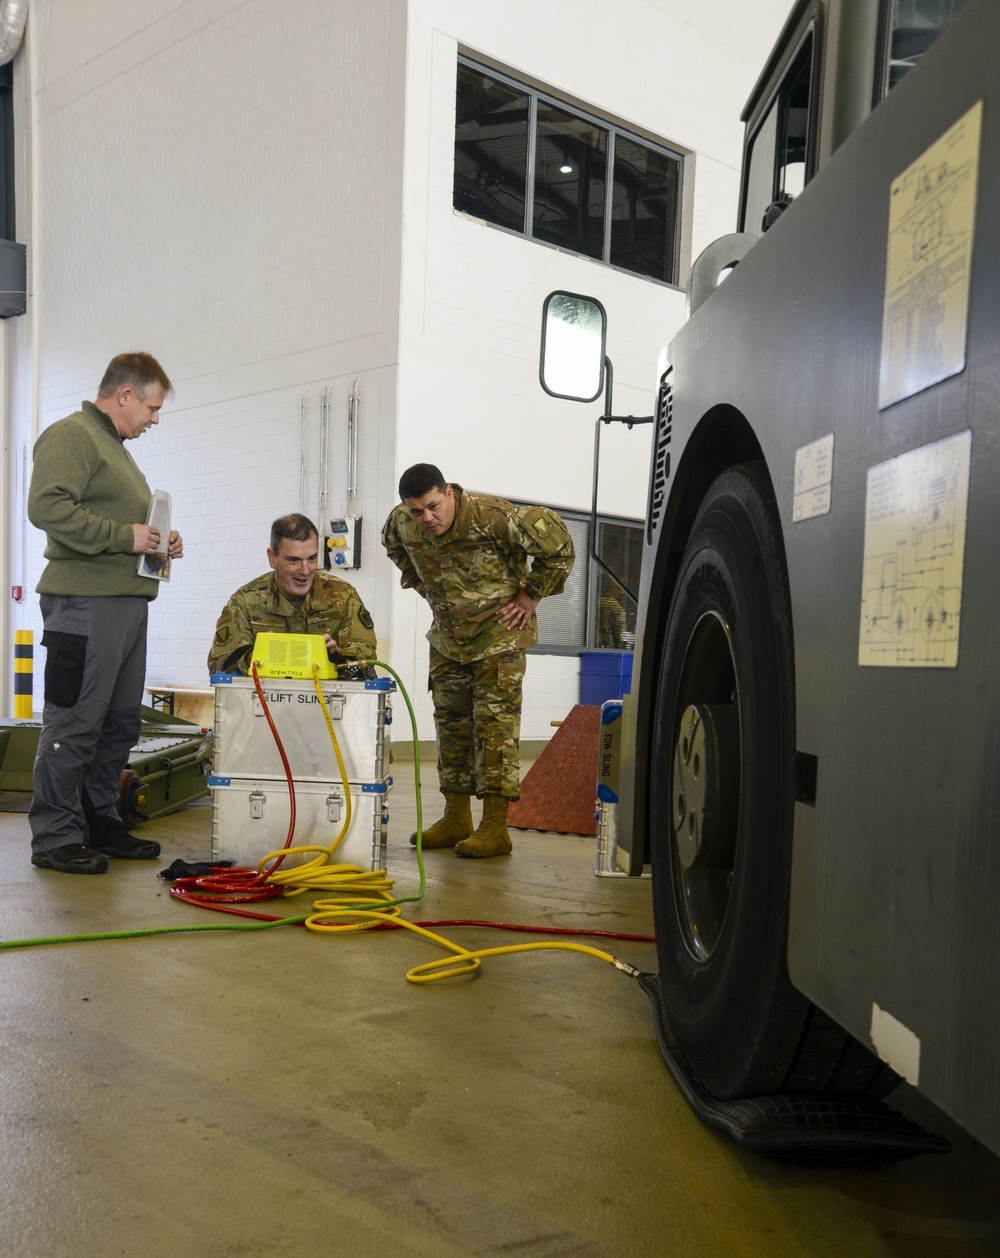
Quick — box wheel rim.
[669,609,741,962]
[117,768,143,828]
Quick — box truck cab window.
[741,32,814,234]
[884,0,971,94]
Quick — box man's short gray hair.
[98,352,173,401]
[270,513,319,553]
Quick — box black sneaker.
[88,815,160,860]
[31,844,109,874]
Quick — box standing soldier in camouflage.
[382,464,574,858]
[208,514,377,675]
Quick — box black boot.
[87,812,160,860]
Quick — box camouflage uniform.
[382,485,574,799]
[208,570,377,675]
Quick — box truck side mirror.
[539,290,607,403]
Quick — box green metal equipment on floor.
[0,705,211,824]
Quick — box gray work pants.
[29,595,149,853]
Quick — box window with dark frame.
[592,521,641,650]
[741,30,815,235]
[454,70,528,232]
[511,503,643,654]
[455,58,683,285]
[533,513,589,650]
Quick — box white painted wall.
[4,0,792,747]
[12,0,406,704]
[400,0,793,513]
[395,0,792,735]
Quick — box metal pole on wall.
[13,629,31,718]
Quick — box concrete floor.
[2,760,1000,1258]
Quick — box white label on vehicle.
[879,100,982,409]
[870,1003,920,1086]
[792,433,834,522]
[858,430,970,668]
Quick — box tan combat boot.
[411,791,474,848]
[454,794,513,858]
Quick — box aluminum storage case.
[209,776,389,871]
[209,673,394,872]
[210,674,392,782]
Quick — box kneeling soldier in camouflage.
[382,465,574,858]
[208,514,377,675]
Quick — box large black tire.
[650,463,893,1100]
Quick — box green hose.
[0,915,312,951]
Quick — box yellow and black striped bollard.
[14,630,33,719]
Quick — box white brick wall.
[19,0,403,704]
[34,0,393,416]
[8,0,792,744]
[141,369,396,691]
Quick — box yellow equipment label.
[878,100,982,410]
[252,632,338,680]
[858,430,971,668]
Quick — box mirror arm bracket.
[590,355,653,607]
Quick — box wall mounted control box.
[326,515,362,570]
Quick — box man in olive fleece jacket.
[27,352,184,874]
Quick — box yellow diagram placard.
[879,101,982,410]
[858,430,971,668]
